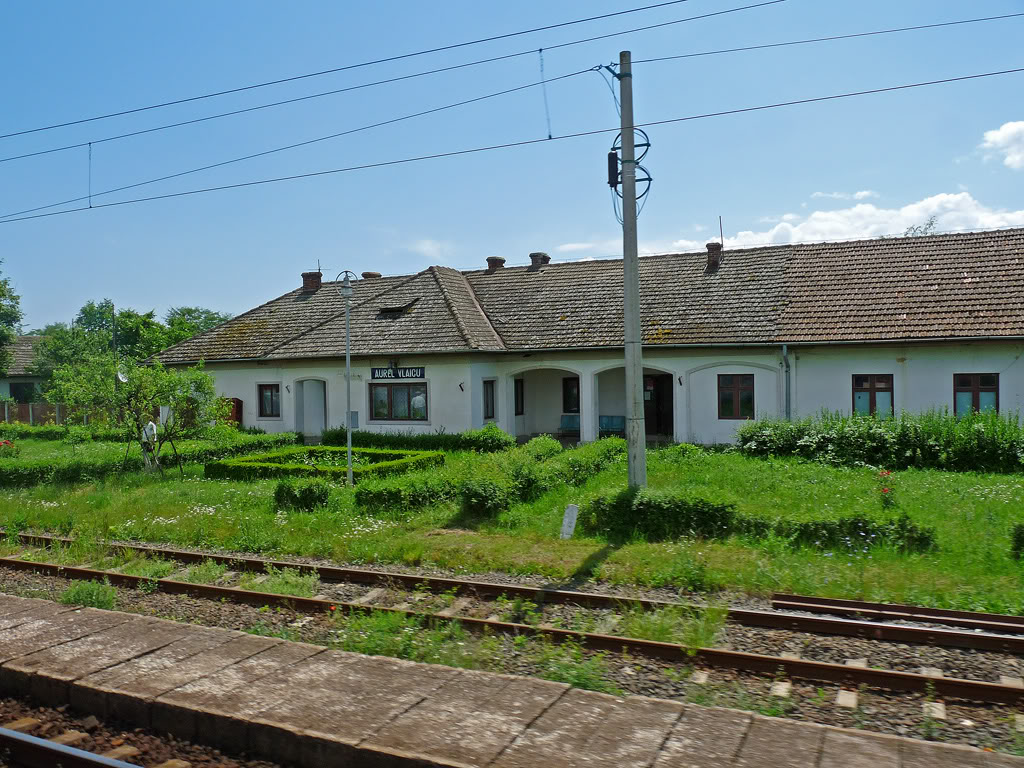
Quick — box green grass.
[180,559,228,584]
[59,579,116,609]
[616,601,727,648]
[238,565,319,597]
[4,444,1024,612]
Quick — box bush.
[546,437,626,485]
[580,487,937,553]
[524,434,562,461]
[739,512,937,554]
[737,410,1024,473]
[0,439,19,458]
[0,431,300,488]
[460,476,514,518]
[354,471,459,513]
[1012,523,1024,560]
[205,446,444,482]
[580,487,736,541]
[274,478,331,511]
[321,422,516,453]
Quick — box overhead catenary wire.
[0,0,713,141]
[633,11,1024,64]
[0,0,785,164]
[0,66,596,220]
[2,65,1021,226]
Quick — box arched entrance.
[595,365,676,441]
[506,366,585,441]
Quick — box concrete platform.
[0,593,1020,768]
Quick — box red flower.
[881,487,891,494]
[879,470,892,477]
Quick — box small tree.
[47,356,227,477]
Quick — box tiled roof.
[5,336,42,377]
[156,227,1024,364]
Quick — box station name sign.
[371,367,425,380]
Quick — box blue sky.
[3,0,1023,329]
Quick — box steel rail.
[8,531,1024,653]
[0,725,135,768]
[773,592,1024,633]
[1,555,1023,706]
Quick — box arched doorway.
[595,365,676,441]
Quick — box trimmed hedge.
[274,479,331,511]
[0,423,121,442]
[354,437,627,517]
[204,446,444,482]
[0,432,300,488]
[580,487,936,553]
[737,410,1024,473]
[321,422,515,453]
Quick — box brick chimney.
[301,271,322,292]
[361,271,382,279]
[706,242,723,270]
[529,251,551,268]
[486,256,506,272]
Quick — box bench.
[557,413,580,440]
[599,414,626,437]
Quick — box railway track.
[0,720,188,768]
[2,531,1024,708]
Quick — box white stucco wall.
[792,342,1024,418]
[197,340,1024,444]
[205,356,475,436]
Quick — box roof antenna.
[719,216,724,246]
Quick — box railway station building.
[156,227,1024,444]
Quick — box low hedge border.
[321,422,515,453]
[204,446,444,482]
[580,486,937,553]
[0,432,300,488]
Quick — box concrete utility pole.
[618,50,647,487]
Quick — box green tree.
[0,261,23,377]
[164,306,231,346]
[903,215,938,237]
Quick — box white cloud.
[668,191,1024,251]
[812,190,878,201]
[980,121,1024,170]
[693,224,707,232]
[555,242,596,253]
[408,238,451,260]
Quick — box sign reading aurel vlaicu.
[371,367,425,380]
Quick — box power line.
[0,0,707,141]
[0,1,784,164]
[3,65,1019,226]
[0,67,595,220]
[633,11,1024,64]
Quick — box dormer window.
[378,298,420,318]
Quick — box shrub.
[0,431,300,488]
[546,437,626,485]
[580,487,937,553]
[524,434,562,461]
[321,422,515,453]
[0,439,18,458]
[354,471,459,513]
[743,512,936,554]
[459,476,513,517]
[205,446,444,482]
[737,409,1024,473]
[580,487,736,542]
[274,478,331,511]
[1012,523,1024,560]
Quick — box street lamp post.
[336,271,356,486]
